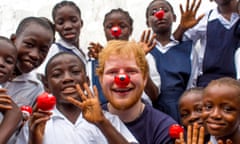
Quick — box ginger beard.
[100,54,147,110]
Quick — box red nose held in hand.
[114,74,130,88]
[169,124,184,139]
[154,10,165,19]
[111,26,122,37]
[20,105,33,117]
[37,92,56,111]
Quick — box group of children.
[0,0,240,143]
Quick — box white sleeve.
[235,48,240,79]
[146,53,161,94]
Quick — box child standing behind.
[175,0,239,87]
[202,77,240,143]
[7,17,55,107]
[0,36,22,144]
[37,1,86,78]
[145,0,196,123]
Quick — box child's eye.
[203,103,212,111]
[71,17,79,23]
[5,57,15,65]
[24,42,34,48]
[195,106,203,113]
[180,112,189,119]
[223,106,234,113]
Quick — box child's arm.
[66,83,134,144]
[173,0,204,41]
[28,105,52,144]
[0,88,22,144]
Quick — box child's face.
[45,54,88,105]
[202,84,240,138]
[214,0,233,6]
[14,23,53,73]
[54,5,82,45]
[179,92,204,127]
[146,0,176,33]
[99,53,147,110]
[0,40,17,83]
[104,12,132,41]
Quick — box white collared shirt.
[16,107,138,144]
[183,7,239,83]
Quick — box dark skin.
[0,88,22,144]
[29,53,132,144]
[173,0,238,41]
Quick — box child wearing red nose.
[98,40,177,144]
[145,0,201,123]
[88,8,159,105]
[0,36,22,144]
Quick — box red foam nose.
[111,26,122,37]
[154,10,165,19]
[37,92,56,111]
[169,124,184,139]
[20,105,33,115]
[114,74,130,88]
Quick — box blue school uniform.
[197,12,240,87]
[150,41,192,122]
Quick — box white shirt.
[183,7,239,83]
[5,72,44,106]
[16,107,138,144]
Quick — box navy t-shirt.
[102,104,177,144]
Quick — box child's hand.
[66,83,104,124]
[88,42,103,59]
[28,105,52,144]
[179,0,204,30]
[175,123,205,144]
[0,88,13,113]
[139,29,156,54]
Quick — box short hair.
[204,77,240,98]
[179,87,204,104]
[103,8,133,27]
[45,52,86,77]
[0,36,16,49]
[15,16,55,37]
[52,1,81,21]
[96,40,149,79]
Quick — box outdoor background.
[0,0,216,53]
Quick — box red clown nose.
[20,105,33,117]
[37,92,56,111]
[114,74,130,88]
[169,124,184,139]
[111,26,122,37]
[154,10,165,19]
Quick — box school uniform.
[184,7,240,87]
[6,72,44,107]
[147,38,192,122]
[15,107,138,144]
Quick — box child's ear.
[10,34,16,43]
[173,14,177,22]
[80,19,84,28]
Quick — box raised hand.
[66,83,104,124]
[88,42,103,59]
[139,29,156,54]
[0,88,13,113]
[176,123,205,144]
[28,105,52,144]
[179,0,204,30]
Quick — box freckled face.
[202,85,240,137]
[99,54,146,110]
